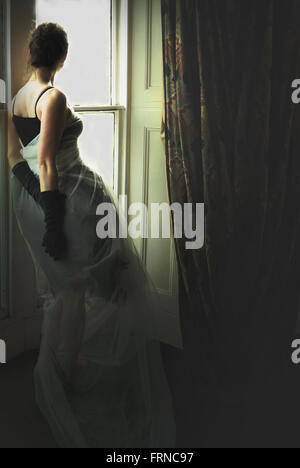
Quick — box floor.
[3,347,300,448]
[0,351,58,448]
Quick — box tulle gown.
[11,106,176,448]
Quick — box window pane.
[77,112,115,188]
[36,0,111,106]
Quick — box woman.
[7,22,175,448]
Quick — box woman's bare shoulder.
[37,87,67,120]
[41,87,67,108]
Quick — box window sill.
[73,105,126,112]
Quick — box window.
[36,0,128,192]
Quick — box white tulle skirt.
[12,160,176,448]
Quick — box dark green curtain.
[162,0,300,447]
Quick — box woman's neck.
[29,67,56,86]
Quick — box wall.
[0,0,41,360]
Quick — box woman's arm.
[37,89,69,260]
[38,89,67,191]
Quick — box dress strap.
[35,86,54,118]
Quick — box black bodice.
[12,115,41,147]
[12,86,53,147]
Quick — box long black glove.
[12,162,67,261]
[40,190,68,261]
[12,161,40,203]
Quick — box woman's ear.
[58,53,67,70]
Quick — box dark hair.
[29,22,68,69]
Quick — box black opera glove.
[12,161,41,203]
[40,190,68,261]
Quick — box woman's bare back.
[13,81,71,121]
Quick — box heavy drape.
[162,0,300,446]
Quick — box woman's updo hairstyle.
[29,22,68,69]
